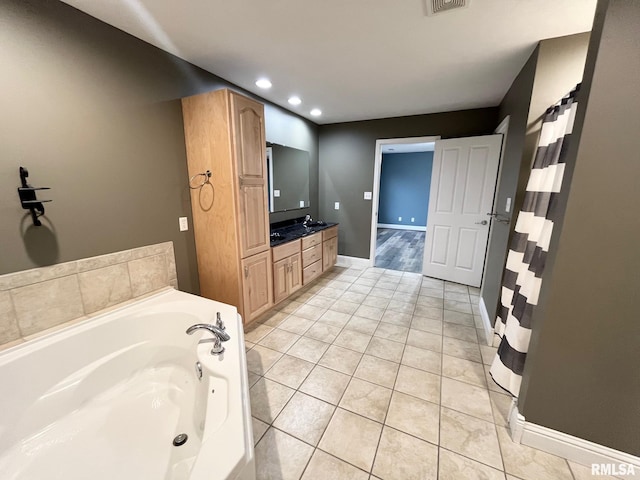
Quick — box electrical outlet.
[398,216,402,222]
[364,191,372,200]
[334,202,340,210]
[274,189,281,197]
[179,217,188,232]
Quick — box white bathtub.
[0,288,255,480]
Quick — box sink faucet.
[186,323,231,355]
[303,214,312,227]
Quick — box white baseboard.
[509,406,640,472]
[478,297,494,346]
[336,255,370,269]
[377,224,427,232]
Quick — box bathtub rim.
[0,288,255,480]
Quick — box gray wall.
[0,0,318,293]
[481,33,590,325]
[481,49,538,322]
[519,0,640,456]
[318,109,499,258]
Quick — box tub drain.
[173,433,188,446]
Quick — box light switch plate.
[334,202,340,210]
[274,189,281,197]
[299,200,305,208]
[364,191,372,200]
[505,197,512,213]
[179,217,188,232]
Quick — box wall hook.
[17,167,52,226]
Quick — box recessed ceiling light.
[288,96,302,106]
[255,78,272,89]
[310,108,322,117]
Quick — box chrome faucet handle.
[186,323,230,356]
[216,312,225,330]
[210,336,225,355]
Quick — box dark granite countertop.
[270,220,338,247]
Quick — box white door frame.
[369,135,441,266]
[480,115,510,291]
[479,115,510,344]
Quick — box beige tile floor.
[244,266,619,480]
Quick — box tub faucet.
[216,312,225,331]
[186,323,230,355]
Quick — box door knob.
[475,220,488,225]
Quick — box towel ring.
[189,170,212,189]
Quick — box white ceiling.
[60,0,597,125]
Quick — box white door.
[422,135,503,287]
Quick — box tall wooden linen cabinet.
[182,89,273,325]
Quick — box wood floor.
[374,228,425,273]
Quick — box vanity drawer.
[303,260,322,284]
[302,244,322,267]
[272,239,301,262]
[322,226,338,241]
[301,232,322,250]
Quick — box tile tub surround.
[246,266,594,480]
[0,242,177,348]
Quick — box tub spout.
[186,323,231,355]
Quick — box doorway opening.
[370,136,440,273]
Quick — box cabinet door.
[231,92,270,258]
[241,251,273,324]
[323,237,338,272]
[289,253,303,295]
[273,257,289,304]
[329,237,338,267]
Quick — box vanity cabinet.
[322,227,338,271]
[272,240,302,304]
[301,232,323,285]
[182,89,273,324]
[241,251,273,320]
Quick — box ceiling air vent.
[425,0,468,15]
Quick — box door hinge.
[244,266,249,278]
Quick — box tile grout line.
[250,266,506,479]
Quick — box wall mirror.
[266,143,310,213]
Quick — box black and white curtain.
[490,85,580,397]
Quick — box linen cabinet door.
[231,92,270,259]
[241,251,273,324]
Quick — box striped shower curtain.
[490,85,580,397]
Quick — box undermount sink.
[269,219,336,246]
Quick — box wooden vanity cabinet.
[272,240,302,304]
[322,226,338,271]
[241,251,273,320]
[301,232,323,284]
[182,89,273,324]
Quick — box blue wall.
[379,152,433,227]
